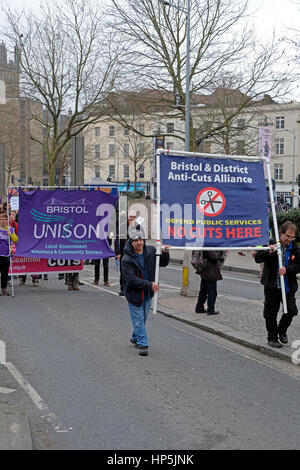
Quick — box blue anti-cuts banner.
[16,189,118,259]
[160,154,269,247]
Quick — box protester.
[92,237,112,287]
[115,209,140,296]
[66,272,80,291]
[195,251,223,315]
[19,274,39,286]
[0,211,18,295]
[254,221,300,348]
[122,229,170,356]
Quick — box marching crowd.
[1,202,300,355]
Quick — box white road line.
[222,275,260,284]
[80,280,122,297]
[0,340,6,364]
[0,386,15,394]
[1,356,70,433]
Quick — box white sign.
[10,196,19,211]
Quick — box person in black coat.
[254,221,300,348]
[195,251,223,315]
[122,229,170,356]
[115,210,140,296]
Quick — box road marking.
[0,340,6,364]
[80,280,122,297]
[5,361,70,433]
[223,275,260,284]
[0,386,15,394]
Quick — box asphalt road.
[160,264,265,300]
[0,267,300,450]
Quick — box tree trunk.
[48,160,56,186]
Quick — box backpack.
[191,250,207,274]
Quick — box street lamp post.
[159,0,191,151]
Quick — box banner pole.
[265,158,287,313]
[153,150,162,315]
[6,187,15,297]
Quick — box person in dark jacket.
[122,229,170,356]
[195,251,223,315]
[115,210,139,296]
[254,221,300,348]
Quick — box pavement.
[1,249,300,449]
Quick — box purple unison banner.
[16,189,118,259]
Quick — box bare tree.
[115,122,153,190]
[3,0,123,184]
[109,0,291,151]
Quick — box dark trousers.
[263,287,298,340]
[0,256,10,289]
[94,258,109,282]
[196,279,217,313]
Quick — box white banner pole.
[265,158,287,313]
[153,149,162,315]
[6,188,15,297]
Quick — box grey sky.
[1,0,299,36]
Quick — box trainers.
[73,287,80,291]
[130,339,138,348]
[104,281,110,287]
[195,307,206,313]
[67,286,73,291]
[279,333,288,344]
[207,311,219,315]
[92,280,99,286]
[138,346,148,356]
[268,339,283,348]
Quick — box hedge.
[269,208,300,237]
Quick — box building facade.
[83,92,300,206]
[0,42,44,196]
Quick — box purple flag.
[16,189,118,259]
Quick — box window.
[109,143,115,158]
[138,164,145,179]
[276,116,285,129]
[109,125,115,137]
[166,141,174,150]
[123,143,130,158]
[94,165,100,178]
[123,164,129,179]
[94,144,100,158]
[95,127,100,137]
[275,138,284,155]
[274,163,283,180]
[139,124,145,134]
[236,140,245,154]
[124,128,129,136]
[138,142,145,157]
[108,165,115,179]
[167,122,174,134]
